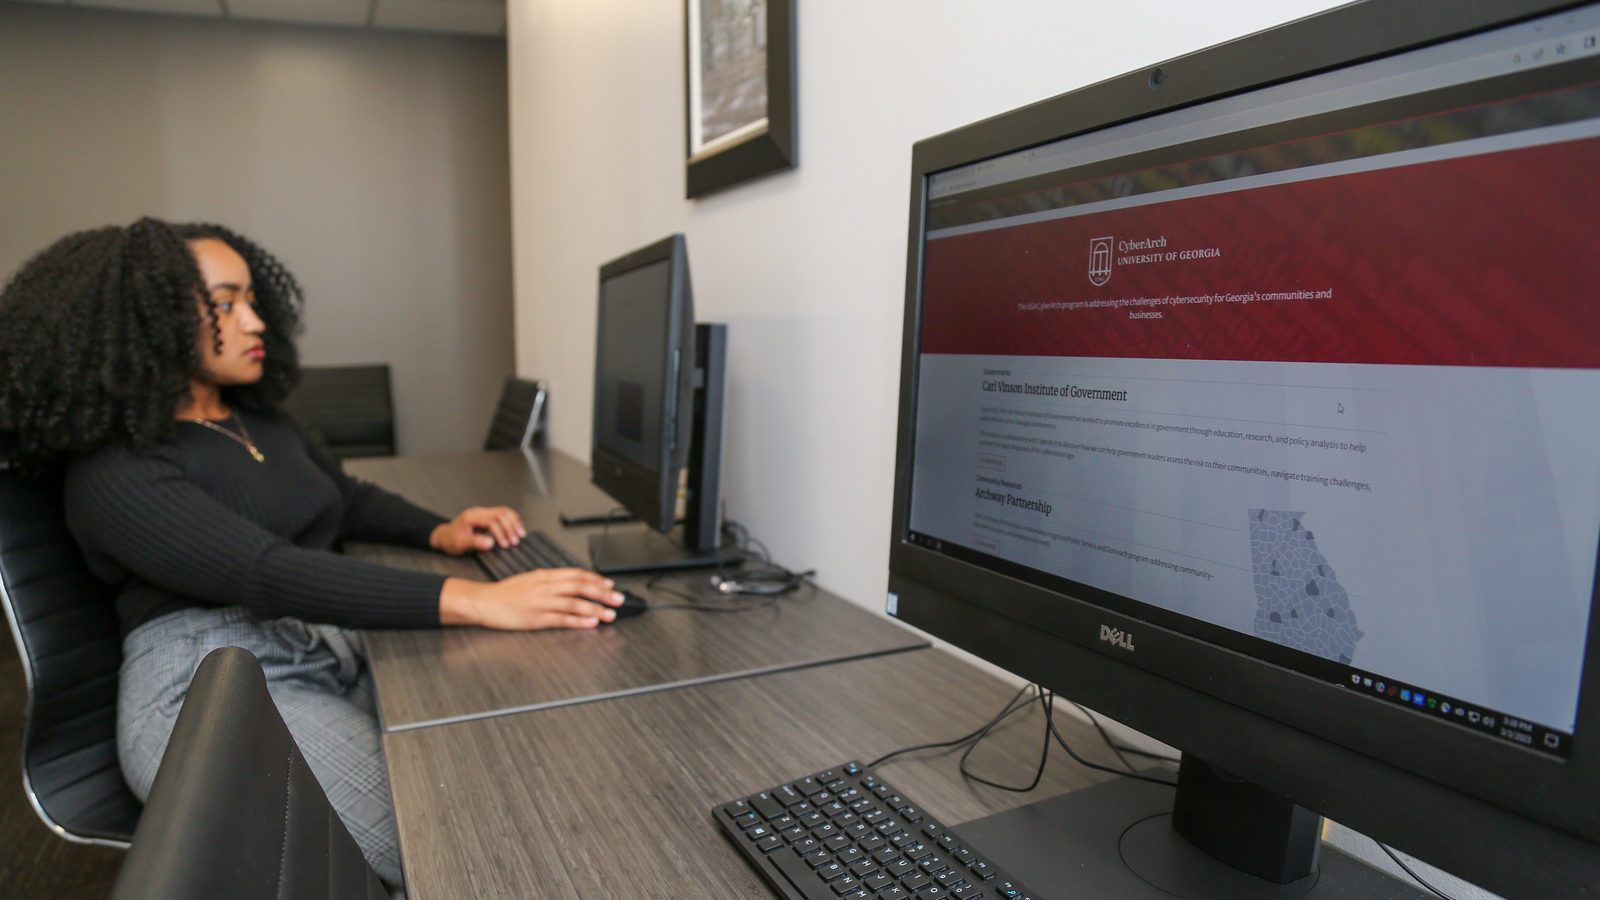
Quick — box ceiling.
[12,0,506,37]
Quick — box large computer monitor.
[587,234,734,573]
[888,2,1600,898]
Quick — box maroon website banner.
[920,137,1600,367]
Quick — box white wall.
[505,2,1503,896]
[506,0,1343,630]
[0,2,514,456]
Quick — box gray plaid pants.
[118,606,403,886]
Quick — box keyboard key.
[780,825,806,842]
[731,811,759,828]
[900,873,932,892]
[803,848,833,867]
[903,842,932,861]
[836,787,863,803]
[862,809,889,825]
[834,874,861,891]
[935,870,966,888]
[860,775,881,790]
[897,806,925,824]
[994,882,1020,899]
[858,834,888,854]
[776,784,806,807]
[755,835,782,854]
[851,798,877,812]
[935,834,958,850]
[844,822,871,839]
[820,800,849,817]
[746,824,772,840]
[876,821,904,836]
[826,779,848,792]
[818,861,848,881]
[863,873,895,892]
[849,858,878,877]
[724,799,751,817]
[800,812,826,828]
[950,849,976,865]
[890,832,918,849]
[948,886,984,900]
[885,859,916,878]
[884,795,906,808]
[838,890,870,900]
[873,784,896,799]
[771,814,797,830]
[792,837,820,854]
[837,846,865,864]
[750,792,787,820]
[967,861,995,881]
[921,822,945,839]
[813,823,840,839]
[843,761,864,776]
[823,834,850,852]
[916,887,951,900]
[871,847,901,865]
[836,812,860,828]
[814,769,842,784]
[919,854,949,874]
[879,888,910,900]
[794,776,822,795]
[791,801,816,816]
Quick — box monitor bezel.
[887,0,1600,894]
[592,234,695,534]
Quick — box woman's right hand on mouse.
[440,568,624,629]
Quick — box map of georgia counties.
[1248,509,1364,664]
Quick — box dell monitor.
[888,1,1600,898]
[588,234,734,573]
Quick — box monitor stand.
[586,524,742,575]
[950,758,1432,900]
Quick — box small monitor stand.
[588,323,740,574]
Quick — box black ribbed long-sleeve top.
[64,411,450,637]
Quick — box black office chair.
[0,466,142,846]
[283,364,397,460]
[484,376,548,451]
[108,646,388,900]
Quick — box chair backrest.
[109,647,387,900]
[484,376,548,451]
[282,364,396,460]
[0,466,141,846]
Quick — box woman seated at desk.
[0,218,624,887]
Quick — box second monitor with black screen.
[586,233,737,574]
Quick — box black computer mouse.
[603,589,649,623]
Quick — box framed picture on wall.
[685,0,796,199]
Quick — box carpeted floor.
[0,639,125,899]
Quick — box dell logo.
[1100,624,1135,651]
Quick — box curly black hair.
[0,217,303,469]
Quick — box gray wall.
[0,1,514,456]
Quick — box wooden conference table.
[345,448,1118,899]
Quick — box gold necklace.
[186,415,265,463]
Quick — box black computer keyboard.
[475,529,585,580]
[715,761,1040,900]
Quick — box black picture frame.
[684,0,796,199]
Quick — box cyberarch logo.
[1088,236,1114,285]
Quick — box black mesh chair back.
[282,364,396,460]
[0,466,141,846]
[484,376,547,451]
[109,647,387,900]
